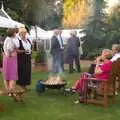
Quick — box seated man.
[111,44,120,62]
[111,44,120,95]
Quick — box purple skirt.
[3,55,18,81]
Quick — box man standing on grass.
[50,29,64,74]
[66,31,81,73]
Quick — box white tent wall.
[0,16,24,28]
[30,27,85,53]
[30,27,85,44]
[30,26,48,40]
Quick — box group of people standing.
[3,28,81,94]
[3,27,32,94]
[51,29,81,74]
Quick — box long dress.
[16,39,32,86]
[3,37,18,81]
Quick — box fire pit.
[40,80,67,89]
[40,76,67,90]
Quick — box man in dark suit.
[66,31,81,73]
[51,29,64,74]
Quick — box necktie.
[60,35,64,49]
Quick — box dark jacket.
[51,35,61,54]
[67,36,80,56]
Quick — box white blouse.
[111,53,120,62]
[16,36,32,54]
[3,37,19,56]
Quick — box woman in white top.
[16,27,32,89]
[3,29,19,93]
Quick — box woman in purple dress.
[3,29,19,93]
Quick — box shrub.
[35,48,46,63]
[84,49,102,60]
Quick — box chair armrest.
[85,77,108,82]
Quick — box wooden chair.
[80,58,120,110]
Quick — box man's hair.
[112,44,120,52]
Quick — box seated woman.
[88,56,104,75]
[72,49,112,101]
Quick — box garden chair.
[80,58,120,110]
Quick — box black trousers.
[69,55,81,73]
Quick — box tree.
[1,0,63,29]
[3,0,22,21]
[83,0,107,55]
[105,5,120,47]
[6,8,20,20]
[63,0,92,28]
[21,0,63,29]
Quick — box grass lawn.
[0,69,120,120]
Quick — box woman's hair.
[112,44,120,52]
[25,26,30,33]
[19,27,27,34]
[7,28,16,37]
[102,49,112,59]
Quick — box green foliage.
[40,13,63,30]
[4,0,22,21]
[6,8,20,21]
[21,0,63,29]
[83,48,102,60]
[35,48,46,63]
[3,0,63,29]
[0,29,7,36]
[83,0,108,53]
[105,5,120,47]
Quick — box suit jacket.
[67,36,80,56]
[51,35,61,54]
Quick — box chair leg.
[0,104,4,112]
[104,83,108,110]
[112,84,115,104]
